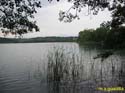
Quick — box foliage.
[78,27,109,43]
[78,29,94,42]
[78,26,125,49]
[0,0,41,35]
[52,0,125,28]
[104,26,125,48]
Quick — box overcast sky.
[0,0,112,38]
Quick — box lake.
[0,43,125,93]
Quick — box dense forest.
[78,26,125,49]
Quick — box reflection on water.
[46,46,125,93]
[46,47,94,93]
[0,43,125,93]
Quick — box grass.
[46,47,85,93]
[45,47,123,93]
[47,47,82,83]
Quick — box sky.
[1,0,112,38]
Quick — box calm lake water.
[0,43,125,93]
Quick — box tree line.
[0,36,77,43]
[78,26,125,49]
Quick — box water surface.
[0,43,124,93]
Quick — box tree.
[78,29,95,43]
[1,0,124,36]
[52,0,125,28]
[0,0,41,36]
[104,26,125,48]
